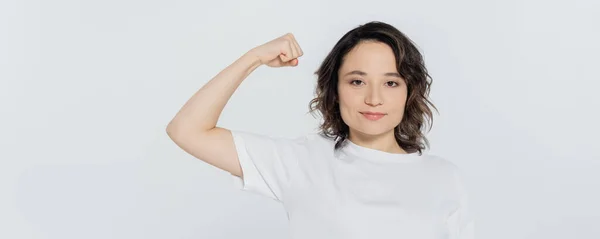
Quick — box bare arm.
[166,52,260,177]
[166,33,303,177]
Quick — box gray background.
[1,0,599,238]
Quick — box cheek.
[384,93,408,121]
[385,90,407,106]
[338,99,356,115]
[338,88,359,110]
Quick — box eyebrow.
[343,70,402,79]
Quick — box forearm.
[167,50,262,134]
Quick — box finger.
[279,39,297,63]
[277,34,292,62]
[282,58,298,67]
[289,35,303,57]
[279,51,291,62]
[279,44,292,62]
[288,39,299,60]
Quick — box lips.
[360,111,386,121]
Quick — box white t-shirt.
[230,130,474,239]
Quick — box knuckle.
[286,33,295,41]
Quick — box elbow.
[166,122,185,138]
[166,122,206,139]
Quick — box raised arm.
[166,33,303,178]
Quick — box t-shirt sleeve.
[447,167,475,239]
[229,130,305,202]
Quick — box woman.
[167,21,474,239]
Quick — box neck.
[347,129,407,154]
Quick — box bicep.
[167,127,243,178]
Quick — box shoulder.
[422,153,469,187]
[254,131,336,154]
[296,132,336,147]
[286,132,339,159]
[419,153,463,174]
[420,154,470,197]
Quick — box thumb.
[283,58,298,67]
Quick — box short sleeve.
[446,167,475,239]
[230,130,305,202]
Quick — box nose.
[364,86,383,107]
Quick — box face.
[337,41,408,139]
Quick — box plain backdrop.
[1,0,599,238]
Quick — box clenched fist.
[249,33,304,67]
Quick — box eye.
[350,79,364,86]
[386,81,399,87]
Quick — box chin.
[351,124,395,137]
[341,114,400,137]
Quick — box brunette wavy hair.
[308,21,437,155]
